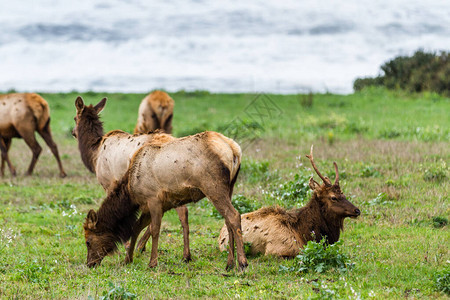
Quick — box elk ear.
[85,209,98,229]
[75,96,85,112]
[309,177,320,191]
[94,98,107,114]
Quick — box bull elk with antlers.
[0,93,66,177]
[72,97,191,261]
[218,146,360,257]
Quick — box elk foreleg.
[148,203,163,268]
[0,137,15,176]
[175,205,191,262]
[17,129,41,176]
[125,213,151,264]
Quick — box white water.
[0,0,449,94]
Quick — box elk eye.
[151,114,157,119]
[331,196,338,201]
[86,241,90,247]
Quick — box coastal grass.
[0,88,448,299]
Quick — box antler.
[305,145,331,186]
[333,162,339,186]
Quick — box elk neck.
[293,192,343,245]
[77,109,104,173]
[96,175,139,244]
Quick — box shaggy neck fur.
[95,175,139,249]
[77,107,104,173]
[293,191,344,245]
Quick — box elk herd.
[0,91,360,271]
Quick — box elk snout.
[351,208,361,218]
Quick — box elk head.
[306,145,360,218]
[83,209,117,267]
[72,96,107,138]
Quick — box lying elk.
[73,97,191,261]
[132,90,186,253]
[0,93,66,177]
[83,130,248,271]
[134,90,174,134]
[218,146,360,257]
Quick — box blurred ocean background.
[0,0,449,94]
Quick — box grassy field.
[0,88,448,299]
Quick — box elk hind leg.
[38,121,66,177]
[208,191,248,271]
[148,202,163,268]
[16,128,41,176]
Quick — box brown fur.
[84,129,248,271]
[218,146,360,257]
[134,91,174,134]
[0,93,66,177]
[73,97,191,261]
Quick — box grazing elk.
[218,146,360,257]
[0,93,66,177]
[72,97,191,261]
[134,90,174,134]
[83,130,248,271]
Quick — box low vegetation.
[0,89,448,298]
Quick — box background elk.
[83,130,248,271]
[134,90,174,134]
[0,93,66,177]
[218,146,360,257]
[73,97,191,261]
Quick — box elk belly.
[218,212,301,257]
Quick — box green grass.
[0,88,449,298]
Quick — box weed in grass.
[432,216,448,229]
[92,281,137,300]
[264,172,311,208]
[280,237,354,274]
[433,266,450,295]
[240,159,275,184]
[359,164,381,178]
[367,192,394,206]
[422,159,448,182]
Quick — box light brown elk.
[0,93,66,177]
[72,97,191,261]
[218,146,360,257]
[134,90,174,134]
[83,129,248,271]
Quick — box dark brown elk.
[218,146,360,257]
[132,90,187,253]
[72,97,191,261]
[83,130,248,271]
[0,93,66,177]
[134,90,174,134]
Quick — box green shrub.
[359,165,381,178]
[354,50,450,96]
[367,193,394,206]
[240,159,274,184]
[93,281,137,300]
[280,238,354,274]
[432,216,448,229]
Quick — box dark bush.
[354,50,450,96]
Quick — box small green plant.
[97,281,137,300]
[240,159,274,184]
[367,193,394,206]
[422,160,448,182]
[432,216,448,229]
[280,237,354,274]
[266,173,311,207]
[211,194,260,219]
[359,165,381,178]
[433,267,450,295]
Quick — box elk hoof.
[238,261,248,272]
[60,172,67,178]
[183,254,192,263]
[124,256,133,264]
[148,260,158,268]
[225,263,235,271]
